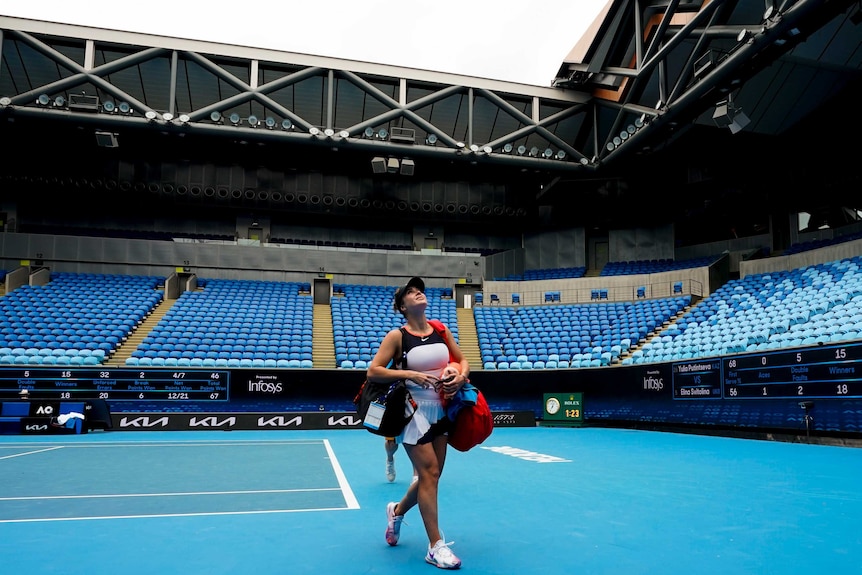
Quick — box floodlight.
[162,112,174,121]
[247,115,259,127]
[37,94,50,106]
[210,111,222,122]
[265,117,276,129]
[364,127,375,138]
[229,113,241,125]
[118,101,131,114]
[281,119,292,130]
[102,101,116,113]
[502,143,513,153]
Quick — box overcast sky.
[2,1,606,86]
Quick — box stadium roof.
[0,0,860,244]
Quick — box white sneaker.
[385,459,396,482]
[425,539,461,569]
[385,502,403,546]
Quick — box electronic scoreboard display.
[0,369,230,401]
[672,341,862,400]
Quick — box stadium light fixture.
[712,96,750,134]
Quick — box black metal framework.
[0,0,858,235]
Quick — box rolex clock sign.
[542,393,584,426]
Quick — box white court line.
[0,440,328,449]
[323,438,360,509]
[0,446,64,460]
[0,438,362,522]
[0,487,343,501]
[0,507,353,524]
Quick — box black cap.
[393,276,425,311]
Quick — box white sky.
[2,1,606,86]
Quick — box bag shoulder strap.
[428,319,447,337]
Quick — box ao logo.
[36,405,54,415]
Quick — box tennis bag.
[353,379,416,437]
[447,384,493,452]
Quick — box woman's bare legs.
[395,435,449,545]
[385,438,398,482]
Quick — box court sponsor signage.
[114,410,534,431]
[542,393,584,426]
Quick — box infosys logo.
[248,380,283,394]
[643,375,664,391]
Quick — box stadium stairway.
[618,298,694,363]
[313,303,337,369]
[104,297,176,367]
[456,307,483,371]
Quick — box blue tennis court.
[0,427,859,575]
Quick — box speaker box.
[371,157,386,174]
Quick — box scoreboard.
[0,368,230,402]
[672,341,862,400]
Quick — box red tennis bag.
[447,386,493,452]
